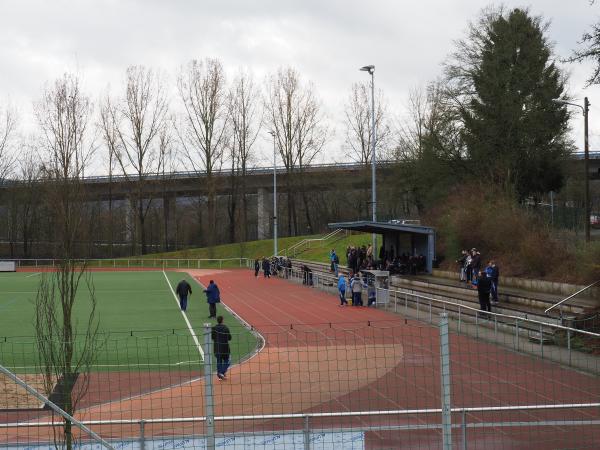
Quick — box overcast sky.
[2,0,600,172]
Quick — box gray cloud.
[1,0,600,167]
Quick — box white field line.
[162,271,204,361]
[25,272,41,278]
[6,360,202,370]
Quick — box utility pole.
[584,97,590,243]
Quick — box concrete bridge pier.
[257,188,270,240]
[124,198,135,245]
[163,194,177,251]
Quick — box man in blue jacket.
[204,279,221,319]
[337,274,348,306]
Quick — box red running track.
[3,268,600,449]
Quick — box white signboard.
[1,431,365,450]
[0,261,16,272]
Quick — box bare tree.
[265,67,328,235]
[0,105,17,181]
[158,119,176,251]
[0,105,17,251]
[113,66,169,254]
[98,93,121,256]
[343,82,392,165]
[396,82,464,212]
[14,141,42,256]
[177,58,228,247]
[34,73,99,450]
[227,69,262,243]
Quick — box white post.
[440,313,452,450]
[203,323,215,450]
[272,132,278,256]
[370,68,377,253]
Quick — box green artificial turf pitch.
[0,270,258,373]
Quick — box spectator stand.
[328,220,436,274]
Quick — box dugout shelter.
[328,220,436,274]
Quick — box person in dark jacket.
[477,270,492,313]
[262,258,271,278]
[176,279,192,312]
[471,249,481,286]
[489,260,500,304]
[211,315,232,380]
[204,279,220,318]
[254,258,260,277]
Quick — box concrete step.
[292,258,565,330]
[393,275,583,316]
[391,281,562,331]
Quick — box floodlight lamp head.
[360,65,375,74]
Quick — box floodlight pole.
[269,131,278,256]
[554,97,590,242]
[584,97,590,243]
[360,65,377,256]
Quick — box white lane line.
[162,271,204,360]
[25,272,41,278]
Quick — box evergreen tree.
[458,8,570,199]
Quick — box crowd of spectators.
[456,248,500,306]
[342,244,427,275]
[254,256,292,278]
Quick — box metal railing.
[545,280,600,315]
[262,263,600,369]
[8,257,250,270]
[382,286,600,369]
[2,402,599,449]
[1,161,399,187]
[281,228,347,257]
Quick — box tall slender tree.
[0,105,16,182]
[177,58,229,247]
[113,66,169,254]
[227,70,262,243]
[34,73,99,450]
[265,67,327,235]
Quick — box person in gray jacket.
[350,273,364,306]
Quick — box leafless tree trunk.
[265,67,327,236]
[177,58,228,248]
[0,105,17,253]
[227,70,262,242]
[34,73,99,450]
[158,122,176,251]
[15,143,42,256]
[0,106,16,181]
[98,94,121,257]
[113,66,169,255]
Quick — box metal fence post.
[461,409,467,450]
[303,415,310,450]
[440,312,452,450]
[203,323,215,450]
[540,323,544,358]
[568,329,572,366]
[139,420,146,450]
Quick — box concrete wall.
[434,269,600,300]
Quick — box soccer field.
[0,270,258,373]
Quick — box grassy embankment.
[139,232,376,267]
